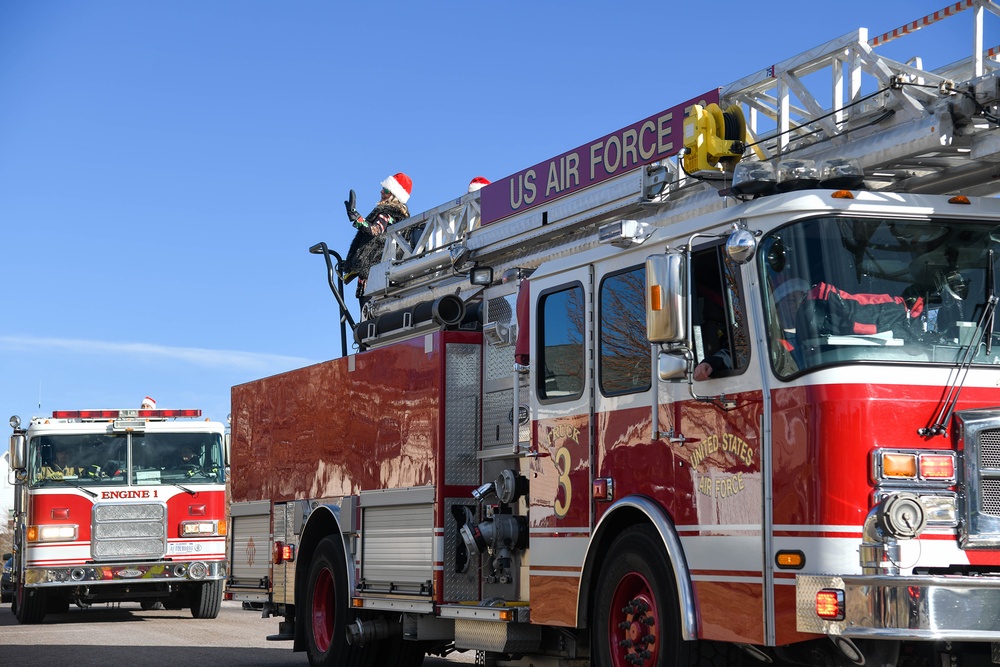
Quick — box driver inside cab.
[39,448,81,480]
[175,445,199,469]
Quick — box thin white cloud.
[0,335,313,374]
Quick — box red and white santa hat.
[468,176,490,192]
[381,172,413,204]
[141,396,156,409]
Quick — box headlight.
[874,490,958,527]
[27,524,78,542]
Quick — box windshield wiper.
[920,294,999,437]
[170,482,197,495]
[45,477,98,498]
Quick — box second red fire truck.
[7,407,229,624]
[229,4,1000,666]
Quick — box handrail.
[309,242,357,357]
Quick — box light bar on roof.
[52,409,203,419]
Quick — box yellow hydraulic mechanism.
[682,103,746,174]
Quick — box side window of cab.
[691,244,750,379]
[538,284,586,401]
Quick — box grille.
[983,479,1000,516]
[92,502,167,560]
[982,430,1000,468]
[957,412,1000,547]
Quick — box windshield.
[29,431,225,487]
[759,215,1000,379]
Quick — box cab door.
[659,240,768,645]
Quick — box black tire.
[190,579,222,619]
[302,536,365,667]
[593,525,744,667]
[360,622,426,667]
[45,593,70,614]
[141,600,165,611]
[13,581,46,624]
[394,640,426,667]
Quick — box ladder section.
[721,1,1000,195]
[365,165,678,302]
[363,1,1000,309]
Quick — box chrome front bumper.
[798,574,1000,641]
[24,560,227,587]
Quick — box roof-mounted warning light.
[729,157,864,200]
[52,409,203,420]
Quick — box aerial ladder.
[318,0,1000,350]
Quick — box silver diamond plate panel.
[483,390,513,449]
[484,294,517,384]
[446,343,482,487]
[443,499,480,602]
[795,574,844,635]
[486,340,514,383]
[91,502,167,560]
[486,294,515,326]
[454,618,540,653]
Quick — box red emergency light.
[52,409,203,419]
[52,410,119,419]
[139,409,202,418]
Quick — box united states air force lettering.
[691,433,755,500]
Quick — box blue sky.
[0,0,987,427]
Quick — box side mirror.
[223,433,231,467]
[646,253,687,343]
[9,434,25,471]
[658,351,689,381]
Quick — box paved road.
[0,599,475,666]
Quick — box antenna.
[38,381,41,410]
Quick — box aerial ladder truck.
[230,3,1000,665]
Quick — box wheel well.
[577,499,698,641]
[578,506,646,629]
[292,505,348,651]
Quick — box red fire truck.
[7,408,229,624]
[230,4,1000,666]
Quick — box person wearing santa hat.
[140,396,156,410]
[468,176,490,193]
[341,172,413,309]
